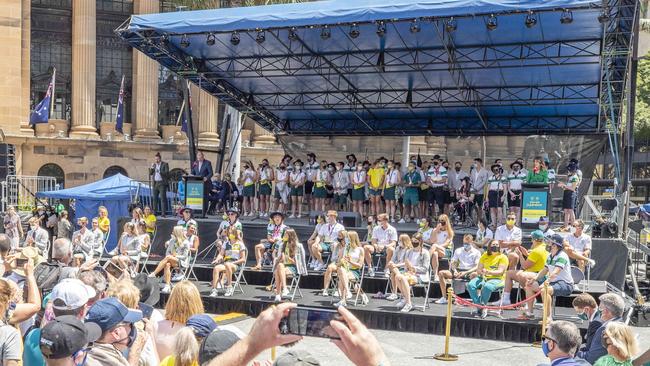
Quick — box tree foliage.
[636,51,650,147]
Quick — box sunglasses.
[542,335,557,343]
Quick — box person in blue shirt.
[539,320,591,366]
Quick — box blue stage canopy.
[116,0,635,136]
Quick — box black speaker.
[0,144,15,181]
[309,211,362,228]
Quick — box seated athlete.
[320,230,348,297]
[499,230,549,307]
[110,222,142,274]
[385,234,413,301]
[428,214,455,280]
[272,228,307,302]
[311,210,345,271]
[564,219,596,272]
[435,234,481,304]
[149,225,193,292]
[334,231,365,308]
[210,225,246,297]
[363,213,398,277]
[252,211,287,270]
[467,240,509,318]
[307,214,325,269]
[391,237,430,313]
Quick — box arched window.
[103,166,128,179]
[168,168,186,183]
[37,163,65,188]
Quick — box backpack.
[33,261,64,295]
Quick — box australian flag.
[180,83,192,134]
[115,75,125,133]
[29,71,55,125]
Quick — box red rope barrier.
[451,289,543,311]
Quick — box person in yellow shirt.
[499,230,549,307]
[143,206,157,237]
[367,160,386,217]
[467,240,508,318]
[97,206,110,234]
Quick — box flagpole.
[50,67,56,118]
[176,100,186,126]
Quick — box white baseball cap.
[50,278,96,311]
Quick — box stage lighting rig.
[445,17,457,32]
[525,11,537,28]
[321,25,331,40]
[410,19,421,33]
[230,32,240,46]
[206,33,216,46]
[349,23,360,38]
[288,27,298,41]
[180,34,190,48]
[598,8,610,23]
[560,9,573,24]
[486,14,498,30]
[256,30,266,44]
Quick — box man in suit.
[149,152,169,217]
[572,293,603,352]
[576,293,625,364]
[191,151,213,215]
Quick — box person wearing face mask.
[307,215,326,269]
[507,161,526,225]
[576,293,625,364]
[305,153,319,212]
[367,160,386,218]
[467,240,508,318]
[363,213,397,277]
[39,315,101,366]
[320,230,348,296]
[416,217,434,246]
[344,154,357,202]
[524,234,575,321]
[448,161,468,206]
[495,213,523,270]
[85,297,145,366]
[289,160,306,218]
[402,162,421,222]
[253,212,287,270]
[325,163,337,209]
[351,162,367,217]
[383,160,400,223]
[469,158,489,222]
[333,162,351,212]
[257,159,274,218]
[311,211,345,271]
[312,160,330,213]
[558,163,580,228]
[274,162,291,214]
[538,216,556,237]
[26,216,50,255]
[595,322,639,366]
[539,320,587,366]
[565,220,595,272]
[435,234,480,304]
[426,157,448,219]
[572,293,603,350]
[499,230,548,309]
[241,162,257,217]
[487,164,507,228]
[475,218,494,250]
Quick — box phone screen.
[15,258,27,267]
[279,307,342,339]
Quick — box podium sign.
[184,176,205,213]
[521,184,550,227]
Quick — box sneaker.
[469,308,478,316]
[346,291,352,300]
[161,285,171,294]
[361,293,370,305]
[209,288,219,298]
[383,271,390,278]
[501,297,511,306]
[435,297,448,305]
[282,287,290,297]
[386,293,399,301]
[289,215,296,219]
[398,218,406,224]
[216,282,223,290]
[147,273,156,278]
[321,289,329,296]
[480,308,488,319]
[316,262,326,271]
[396,298,406,309]
[224,286,234,297]
[171,273,185,282]
[274,295,282,302]
[390,218,396,223]
[588,259,596,268]
[333,290,340,298]
[401,303,413,313]
[334,300,347,308]
[367,267,375,277]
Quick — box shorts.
[334,193,348,205]
[291,185,304,196]
[562,190,576,210]
[259,183,272,196]
[550,280,574,297]
[224,260,240,272]
[262,241,277,251]
[508,190,522,207]
[474,193,484,207]
[444,189,452,204]
[403,189,419,206]
[347,268,361,280]
[383,186,396,200]
[405,273,423,285]
[320,242,332,251]
[285,264,298,277]
[488,190,504,208]
[369,188,381,196]
[243,185,255,197]
[352,187,365,201]
[326,185,334,199]
[313,186,327,198]
[429,186,445,208]
[445,247,453,259]
[305,181,314,194]
[418,187,428,202]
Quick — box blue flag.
[181,108,188,133]
[29,71,55,125]
[115,75,125,133]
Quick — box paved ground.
[227,317,650,366]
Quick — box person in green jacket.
[595,322,638,366]
[526,156,549,184]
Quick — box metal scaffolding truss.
[117,0,635,136]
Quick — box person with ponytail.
[0,278,22,365]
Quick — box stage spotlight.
[349,23,360,38]
[288,27,298,41]
[321,25,331,40]
[445,17,457,32]
[161,34,169,45]
[486,14,498,31]
[525,11,537,28]
[256,30,266,44]
[376,21,386,37]
[180,34,190,48]
[206,33,216,46]
[410,19,421,33]
[560,9,573,24]
[598,8,610,23]
[230,31,240,46]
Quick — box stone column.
[251,122,276,146]
[0,0,23,136]
[70,0,98,138]
[195,87,220,147]
[20,0,33,135]
[132,0,160,141]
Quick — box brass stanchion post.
[533,282,550,347]
[271,346,277,361]
[434,287,458,361]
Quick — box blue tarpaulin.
[116,0,634,135]
[36,174,149,252]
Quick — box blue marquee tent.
[116,0,635,136]
[37,174,149,252]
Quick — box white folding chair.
[231,248,249,295]
[412,267,433,312]
[139,229,157,274]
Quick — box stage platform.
[158,280,590,344]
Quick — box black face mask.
[488,245,499,254]
[455,167,461,172]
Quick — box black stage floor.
[158,280,590,344]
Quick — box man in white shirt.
[427,156,447,218]
[311,210,345,271]
[565,219,595,272]
[495,212,523,270]
[435,234,480,304]
[470,158,489,221]
[304,152,319,212]
[363,213,397,277]
[448,161,468,203]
